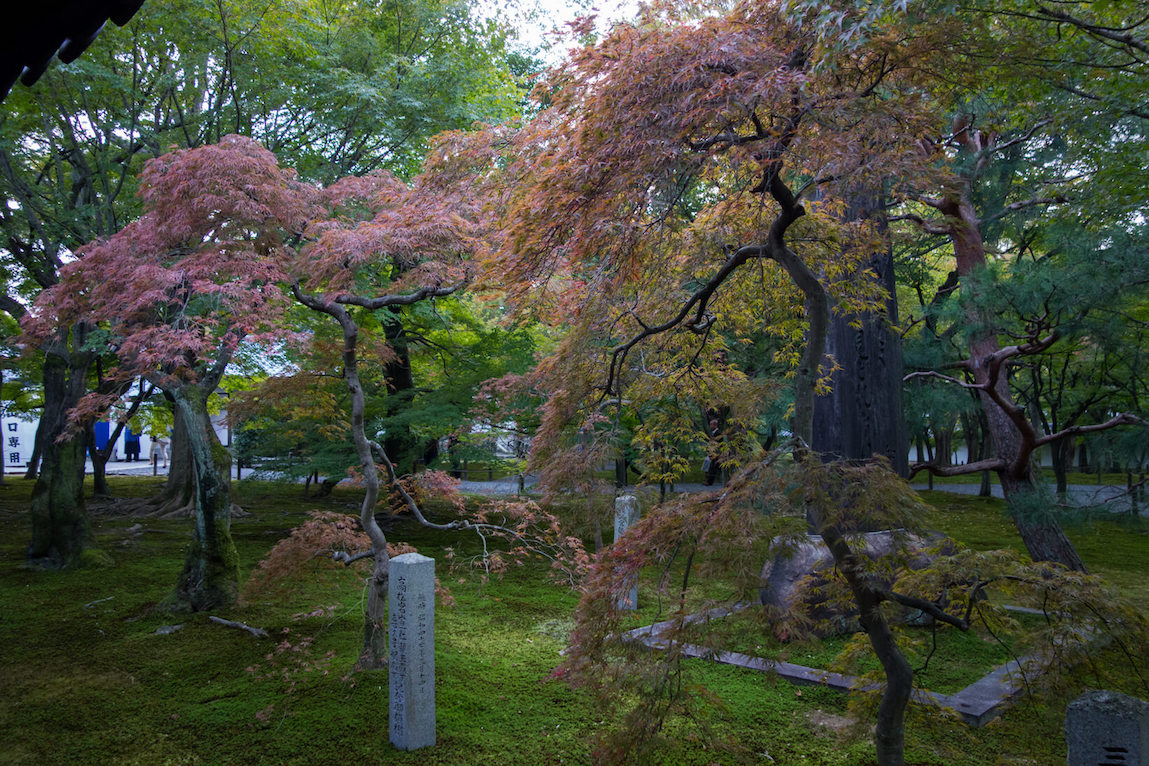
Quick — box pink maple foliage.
[25,135,318,410]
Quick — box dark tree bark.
[381,307,421,472]
[26,333,97,568]
[86,423,111,498]
[23,416,44,479]
[1052,437,1073,497]
[812,208,907,478]
[169,382,239,611]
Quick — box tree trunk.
[1052,438,1071,498]
[942,185,1086,571]
[862,596,912,766]
[27,342,96,568]
[811,205,907,479]
[817,508,913,766]
[296,292,391,669]
[23,416,44,479]
[86,423,112,498]
[933,425,953,468]
[169,383,239,611]
[615,454,627,488]
[121,404,196,518]
[1000,473,1086,570]
[382,308,419,472]
[351,320,390,670]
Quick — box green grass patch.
[0,475,1145,765]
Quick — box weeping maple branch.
[367,440,585,586]
[602,243,769,398]
[334,281,465,310]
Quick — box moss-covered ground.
[0,476,1145,765]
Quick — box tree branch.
[1033,413,1144,449]
[903,370,979,388]
[333,549,375,565]
[1035,6,1149,54]
[602,243,768,397]
[908,457,1009,479]
[982,195,1068,225]
[334,281,464,310]
[888,211,953,236]
[208,616,269,638]
[884,590,969,630]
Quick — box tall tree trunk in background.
[169,383,239,610]
[812,196,907,478]
[1052,437,1073,498]
[27,333,97,568]
[381,308,419,472]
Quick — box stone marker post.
[614,494,640,610]
[389,552,435,751]
[1066,689,1149,766]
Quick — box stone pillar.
[1066,690,1149,766]
[613,494,640,610]
[389,553,435,751]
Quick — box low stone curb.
[621,602,1034,727]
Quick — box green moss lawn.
[1,477,1145,765]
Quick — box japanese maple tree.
[480,1,1148,761]
[27,135,315,609]
[288,136,587,667]
[465,1,1011,763]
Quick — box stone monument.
[389,552,435,751]
[1066,689,1149,766]
[614,494,640,610]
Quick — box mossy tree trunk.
[27,335,98,568]
[169,382,239,611]
[150,405,195,515]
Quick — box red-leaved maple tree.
[289,135,587,667]
[27,135,315,609]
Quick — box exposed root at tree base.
[87,496,250,519]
